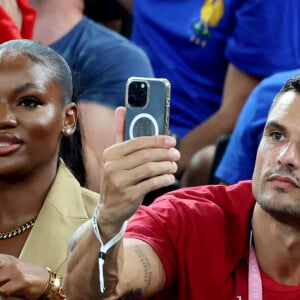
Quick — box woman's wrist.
[39,268,65,300]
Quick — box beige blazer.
[20,161,98,274]
[19,162,99,276]
[6,161,98,300]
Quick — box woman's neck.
[0,160,58,225]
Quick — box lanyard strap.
[248,231,263,300]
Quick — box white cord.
[92,206,128,293]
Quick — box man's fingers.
[104,160,178,191]
[115,106,126,143]
[103,147,180,180]
[105,135,178,162]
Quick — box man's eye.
[18,97,43,108]
[271,132,283,141]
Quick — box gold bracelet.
[40,267,66,300]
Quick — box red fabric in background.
[0,0,36,43]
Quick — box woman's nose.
[0,103,17,128]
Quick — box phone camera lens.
[128,81,147,107]
[128,95,137,106]
[130,82,138,93]
[138,90,146,98]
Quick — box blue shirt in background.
[131,0,300,137]
[51,16,153,107]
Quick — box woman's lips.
[0,135,22,156]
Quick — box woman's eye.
[18,97,43,108]
[271,131,283,141]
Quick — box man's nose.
[276,142,300,170]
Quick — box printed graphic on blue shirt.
[191,0,224,46]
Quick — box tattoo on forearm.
[133,245,152,290]
[68,220,91,252]
[68,235,77,252]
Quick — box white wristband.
[92,205,128,293]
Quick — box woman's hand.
[0,254,49,299]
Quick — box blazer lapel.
[19,162,92,274]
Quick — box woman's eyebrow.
[13,82,40,94]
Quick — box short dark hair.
[0,39,73,105]
[268,73,300,115]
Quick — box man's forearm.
[63,222,166,299]
[63,222,124,299]
[177,64,261,176]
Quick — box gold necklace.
[0,217,36,240]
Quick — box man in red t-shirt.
[64,74,300,299]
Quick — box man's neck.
[252,204,300,285]
[30,0,83,45]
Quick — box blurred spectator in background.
[0,0,35,43]
[84,0,132,37]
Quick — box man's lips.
[0,134,23,156]
[268,174,300,189]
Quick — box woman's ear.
[62,103,79,136]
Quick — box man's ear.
[62,103,79,136]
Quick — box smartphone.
[124,77,171,140]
